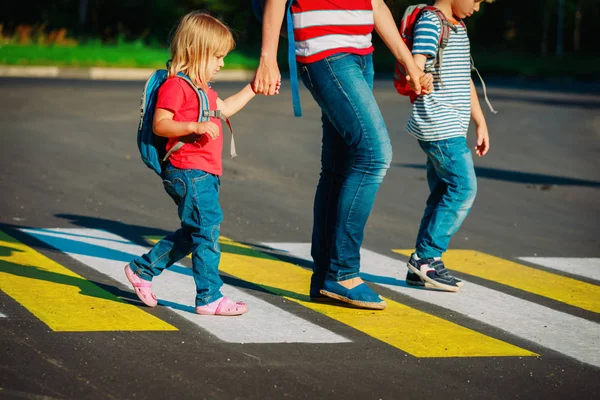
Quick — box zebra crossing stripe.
[268,243,599,367]
[202,238,533,358]
[394,250,600,314]
[0,230,176,332]
[518,257,600,282]
[22,228,348,344]
[0,312,6,318]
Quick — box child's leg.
[185,171,225,307]
[416,137,477,258]
[129,228,194,281]
[126,165,198,306]
[415,158,446,251]
[129,165,200,281]
[188,171,247,316]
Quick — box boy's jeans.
[129,163,223,306]
[416,137,477,258]
[299,53,392,286]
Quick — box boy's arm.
[413,55,433,93]
[411,11,442,93]
[470,79,490,156]
[414,54,427,71]
[372,0,422,94]
[217,84,257,118]
[253,0,287,96]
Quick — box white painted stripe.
[296,34,372,57]
[0,65,60,78]
[89,67,153,81]
[293,10,373,29]
[0,312,7,318]
[265,242,600,368]
[20,229,348,344]
[519,257,600,282]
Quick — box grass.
[372,46,600,81]
[0,43,259,70]
[1,42,598,81]
[468,51,600,81]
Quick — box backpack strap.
[163,73,237,161]
[201,98,236,157]
[422,7,459,88]
[286,0,302,117]
[251,0,263,21]
[470,56,498,114]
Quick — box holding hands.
[419,73,434,95]
[252,58,282,95]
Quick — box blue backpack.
[137,69,235,177]
[252,0,302,117]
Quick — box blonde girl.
[124,12,265,316]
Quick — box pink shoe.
[195,297,248,316]
[124,264,157,308]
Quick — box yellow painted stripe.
[394,250,600,314]
[0,231,177,332]
[147,236,533,358]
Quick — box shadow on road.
[1,215,427,314]
[393,163,600,188]
[487,93,600,110]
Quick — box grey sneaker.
[405,269,464,289]
[407,253,462,292]
[405,270,425,287]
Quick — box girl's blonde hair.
[168,12,235,90]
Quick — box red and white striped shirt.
[291,0,374,64]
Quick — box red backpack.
[393,4,465,102]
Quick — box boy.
[405,0,494,292]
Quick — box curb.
[0,66,255,82]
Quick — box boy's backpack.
[393,4,497,113]
[137,69,236,177]
[393,4,463,102]
[251,0,302,117]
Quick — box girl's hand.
[420,73,434,95]
[274,78,281,94]
[474,124,490,157]
[192,121,220,140]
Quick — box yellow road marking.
[394,250,600,314]
[0,231,177,332]
[147,236,534,358]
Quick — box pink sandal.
[124,264,158,308]
[195,297,248,316]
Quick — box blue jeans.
[299,53,392,286]
[416,137,477,258]
[130,163,223,306]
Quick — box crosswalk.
[18,228,347,344]
[0,227,598,368]
[0,230,176,331]
[269,243,600,367]
[518,257,600,282]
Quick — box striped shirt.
[291,0,374,64]
[406,10,472,141]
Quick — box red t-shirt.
[156,77,223,175]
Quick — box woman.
[253,0,425,310]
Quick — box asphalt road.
[0,77,599,400]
